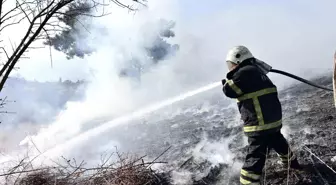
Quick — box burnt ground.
[91,73,336,185]
[208,74,336,185]
[263,75,336,185]
[190,75,336,185]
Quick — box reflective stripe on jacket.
[222,59,282,136]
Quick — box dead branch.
[0,0,147,94]
[0,147,169,185]
[111,0,137,11]
[0,0,3,20]
[0,47,9,59]
[0,0,67,92]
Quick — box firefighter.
[222,46,302,185]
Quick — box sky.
[8,0,336,83]
[1,0,336,169]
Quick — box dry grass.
[0,149,170,185]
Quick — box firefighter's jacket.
[223,60,282,136]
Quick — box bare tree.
[0,0,145,93]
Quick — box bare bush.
[1,149,170,185]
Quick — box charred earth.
[104,73,336,185]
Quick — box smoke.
[174,0,336,88]
[1,0,336,175]
[169,133,244,185]
[192,136,235,166]
[0,78,84,152]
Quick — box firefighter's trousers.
[240,131,296,185]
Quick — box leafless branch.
[0,0,3,25]
[0,47,9,59]
[0,0,146,94]
[0,0,59,91]
[16,0,32,23]
[0,15,26,32]
[0,97,7,108]
[134,0,147,7]
[1,1,27,22]
[54,10,109,18]
[111,0,138,11]
[0,147,168,184]
[42,27,53,67]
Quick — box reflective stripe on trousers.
[243,120,282,132]
[240,177,260,185]
[240,169,261,185]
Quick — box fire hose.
[251,59,333,92]
[270,69,333,92]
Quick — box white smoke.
[1,0,336,174]
[191,135,235,165]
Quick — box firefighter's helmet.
[226,45,254,65]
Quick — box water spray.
[30,57,335,160]
[37,81,222,158]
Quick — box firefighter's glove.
[221,79,227,85]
